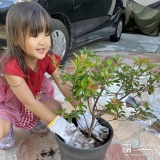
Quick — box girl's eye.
[30,34,38,37]
[31,35,38,37]
[45,34,50,36]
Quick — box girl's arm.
[4,74,56,124]
[51,69,79,108]
[4,73,95,148]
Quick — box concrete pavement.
[68,33,160,55]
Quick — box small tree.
[58,48,160,138]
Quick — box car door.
[74,0,115,43]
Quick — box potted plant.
[55,48,160,160]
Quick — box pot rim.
[55,118,114,151]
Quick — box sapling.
[57,47,160,140]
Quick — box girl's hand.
[48,116,95,148]
[77,112,109,142]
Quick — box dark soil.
[40,147,55,157]
[81,130,106,148]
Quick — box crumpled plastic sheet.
[0,0,14,9]
[128,115,160,137]
[127,87,160,137]
[96,83,160,136]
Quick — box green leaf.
[134,57,140,65]
[81,77,87,88]
[63,113,69,119]
[116,54,120,60]
[76,88,83,96]
[55,110,62,115]
[68,118,72,123]
[71,60,77,70]
[64,97,71,102]
[137,92,141,98]
[144,102,148,108]
[84,89,90,96]
[106,59,112,67]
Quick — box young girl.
[0,1,96,150]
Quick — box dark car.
[0,0,126,64]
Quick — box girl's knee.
[44,98,62,113]
[55,100,62,111]
[0,119,11,140]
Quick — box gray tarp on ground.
[124,0,160,36]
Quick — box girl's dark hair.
[0,2,53,76]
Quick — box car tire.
[51,19,69,64]
[110,17,123,42]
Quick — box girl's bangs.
[28,10,52,36]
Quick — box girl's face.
[19,31,51,61]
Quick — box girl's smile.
[36,48,46,54]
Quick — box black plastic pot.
[55,118,114,160]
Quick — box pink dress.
[0,52,61,129]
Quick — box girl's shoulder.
[4,57,25,77]
[7,58,18,65]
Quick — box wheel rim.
[51,30,66,58]
[117,21,123,38]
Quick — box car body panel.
[74,0,113,43]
